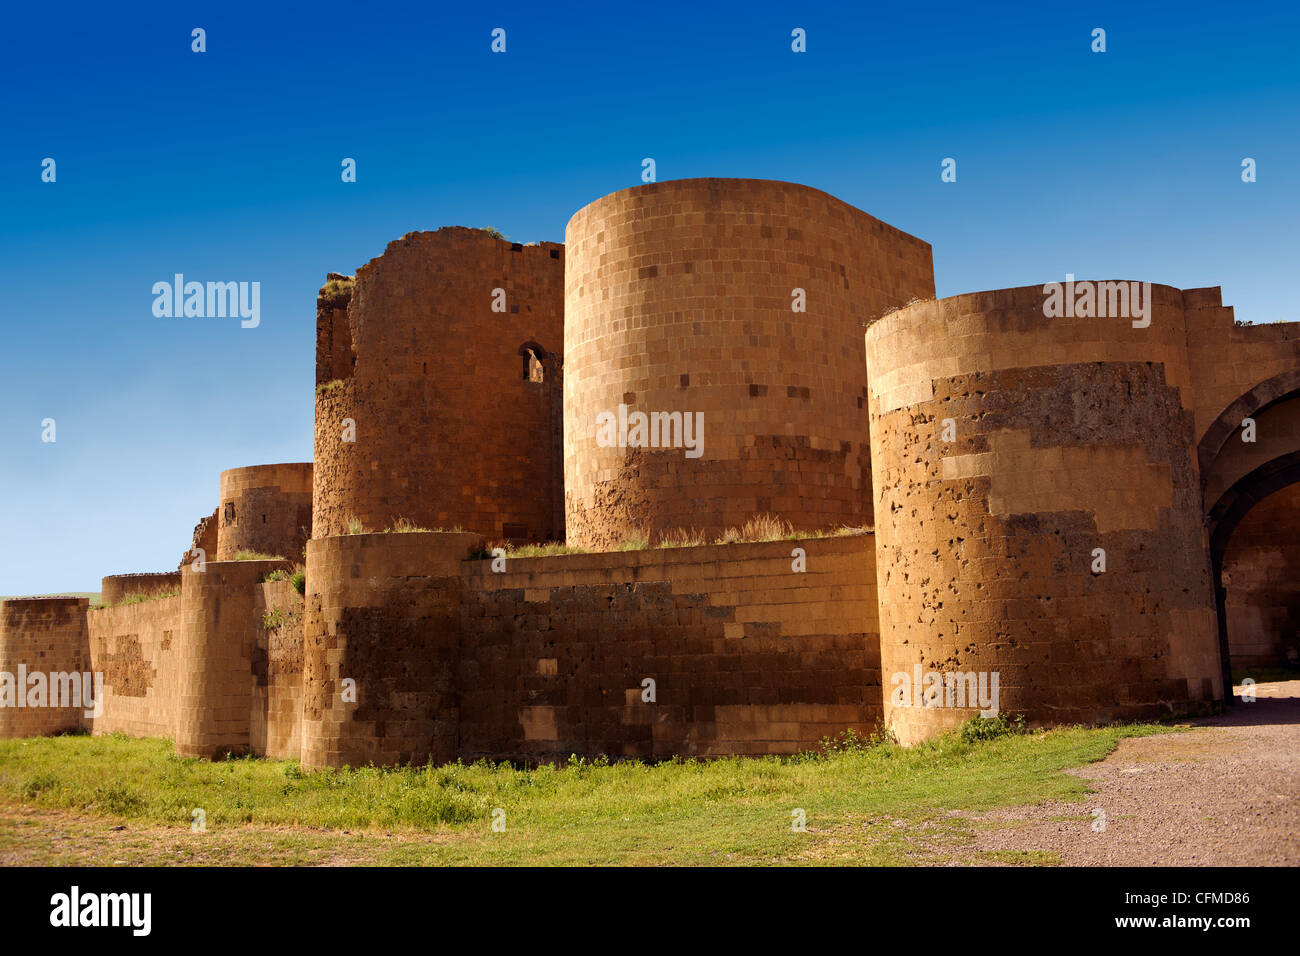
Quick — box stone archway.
[1206,451,1300,696]
[1197,370,1300,489]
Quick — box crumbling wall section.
[312,229,564,542]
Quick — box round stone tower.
[217,463,313,561]
[563,178,935,548]
[864,283,1222,743]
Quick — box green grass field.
[0,721,1177,866]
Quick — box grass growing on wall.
[320,277,354,298]
[230,551,286,562]
[90,589,180,610]
[466,518,876,562]
[0,722,1175,866]
[263,565,305,590]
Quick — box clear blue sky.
[2,1,1297,593]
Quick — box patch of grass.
[813,726,895,755]
[658,527,707,549]
[958,712,1027,744]
[262,608,302,630]
[379,518,467,534]
[0,722,1179,866]
[231,551,285,562]
[92,589,180,610]
[480,227,508,241]
[263,565,308,596]
[384,517,432,533]
[316,379,345,396]
[471,542,589,560]
[715,514,791,544]
[345,517,364,535]
[320,277,354,298]
[467,524,875,562]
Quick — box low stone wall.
[0,598,89,737]
[86,593,184,740]
[298,531,880,767]
[459,534,881,761]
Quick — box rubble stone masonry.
[866,287,1223,743]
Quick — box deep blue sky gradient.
[2,1,1298,592]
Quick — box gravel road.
[954,681,1300,865]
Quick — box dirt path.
[951,681,1300,865]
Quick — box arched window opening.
[518,341,548,383]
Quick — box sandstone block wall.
[298,531,879,767]
[459,534,881,761]
[100,572,181,607]
[1183,287,1300,451]
[301,532,481,769]
[866,286,1223,743]
[255,579,305,759]
[0,598,89,737]
[174,560,291,758]
[316,274,354,385]
[312,228,564,542]
[217,463,313,561]
[562,178,935,549]
[86,594,184,739]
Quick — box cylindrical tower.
[312,229,565,541]
[563,178,935,548]
[173,559,289,758]
[100,572,181,607]
[865,283,1221,744]
[217,463,313,561]
[300,532,478,769]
